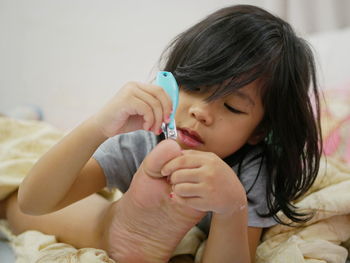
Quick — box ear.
[247,125,267,145]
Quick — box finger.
[131,97,155,131]
[142,139,182,178]
[134,86,164,134]
[173,182,202,197]
[170,168,202,184]
[161,154,202,177]
[171,194,208,212]
[138,83,173,125]
[145,83,173,124]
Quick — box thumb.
[142,139,182,178]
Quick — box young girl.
[2,4,322,263]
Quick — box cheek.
[174,106,185,122]
[210,125,247,157]
[175,93,189,117]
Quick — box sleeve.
[92,130,157,193]
[234,148,278,228]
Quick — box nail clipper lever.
[155,71,179,140]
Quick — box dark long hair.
[158,5,322,225]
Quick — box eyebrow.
[232,90,255,107]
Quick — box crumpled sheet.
[0,219,205,263]
[0,220,114,262]
[255,86,350,263]
[1,116,350,263]
[256,157,350,263]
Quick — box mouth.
[177,127,204,147]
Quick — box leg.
[101,140,206,263]
[1,140,205,262]
[4,191,110,249]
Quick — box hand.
[93,82,172,137]
[161,150,247,216]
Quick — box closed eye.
[183,85,202,93]
[224,103,246,114]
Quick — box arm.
[18,118,107,215]
[18,82,172,215]
[201,211,262,263]
[161,150,262,262]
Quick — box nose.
[189,101,214,126]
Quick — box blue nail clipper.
[155,71,179,140]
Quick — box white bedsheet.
[0,239,15,263]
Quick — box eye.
[183,86,202,93]
[224,103,245,114]
[190,87,202,92]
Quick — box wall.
[1,0,266,130]
[1,0,349,130]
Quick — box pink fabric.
[321,83,350,165]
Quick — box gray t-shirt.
[93,130,277,235]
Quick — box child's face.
[174,80,264,158]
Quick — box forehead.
[226,80,262,106]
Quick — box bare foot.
[101,140,205,263]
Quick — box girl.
[2,4,322,263]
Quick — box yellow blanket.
[1,116,350,262]
[256,157,350,263]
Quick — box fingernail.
[169,192,174,198]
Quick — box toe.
[142,139,182,178]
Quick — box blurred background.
[1,0,350,130]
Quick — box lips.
[177,128,204,147]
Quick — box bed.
[1,27,350,263]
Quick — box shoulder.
[96,130,157,157]
[234,145,265,191]
[92,130,158,192]
[233,145,277,227]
